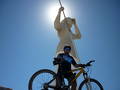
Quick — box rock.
[0,86,12,90]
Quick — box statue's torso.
[58,28,73,43]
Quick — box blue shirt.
[57,53,77,72]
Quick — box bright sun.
[45,3,72,23]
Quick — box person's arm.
[72,19,81,39]
[54,7,64,31]
[53,54,63,65]
[71,57,85,68]
[74,64,85,68]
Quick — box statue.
[54,7,81,62]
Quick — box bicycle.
[28,60,104,90]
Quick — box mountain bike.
[28,60,104,90]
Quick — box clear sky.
[0,0,120,90]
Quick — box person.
[53,46,85,90]
[54,7,81,62]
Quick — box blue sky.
[0,0,120,90]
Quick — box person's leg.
[56,72,63,90]
[71,80,77,90]
[67,73,77,90]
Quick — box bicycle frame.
[69,67,86,82]
[45,67,86,89]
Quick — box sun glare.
[45,2,72,24]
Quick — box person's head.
[61,17,74,28]
[63,45,71,54]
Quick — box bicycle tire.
[78,78,104,90]
[28,69,56,90]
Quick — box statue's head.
[61,17,74,28]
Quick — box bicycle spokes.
[32,72,55,90]
[85,82,92,90]
[82,81,101,90]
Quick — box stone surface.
[0,86,12,90]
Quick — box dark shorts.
[64,72,75,81]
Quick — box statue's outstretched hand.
[59,7,64,12]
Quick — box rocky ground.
[0,86,12,90]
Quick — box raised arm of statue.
[72,19,81,40]
[54,7,64,31]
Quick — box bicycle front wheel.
[79,78,104,90]
[28,69,56,90]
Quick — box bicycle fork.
[83,73,92,90]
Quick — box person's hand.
[72,18,76,24]
[53,57,64,65]
[81,64,86,68]
[59,7,64,12]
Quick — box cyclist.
[53,45,85,90]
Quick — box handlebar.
[85,60,95,67]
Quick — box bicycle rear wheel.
[78,78,104,90]
[28,69,56,90]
